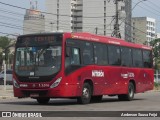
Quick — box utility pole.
[2,52,6,90]
[57,0,59,31]
[115,0,119,38]
[104,0,106,35]
[125,0,132,42]
[112,0,122,38]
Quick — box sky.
[0,0,160,37]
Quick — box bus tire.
[118,82,135,101]
[127,82,135,101]
[77,83,92,104]
[91,95,103,103]
[36,98,50,104]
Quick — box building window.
[121,6,125,11]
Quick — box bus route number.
[38,84,49,88]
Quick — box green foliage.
[0,36,10,49]
[150,38,160,70]
[154,82,160,90]
[154,82,159,87]
[0,36,11,66]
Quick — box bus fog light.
[50,77,62,88]
[13,79,19,88]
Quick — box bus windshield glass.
[15,35,62,76]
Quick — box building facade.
[23,3,45,34]
[45,0,71,32]
[45,0,132,41]
[132,17,156,45]
[156,33,160,38]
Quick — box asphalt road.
[0,91,160,120]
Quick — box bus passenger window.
[65,47,80,68]
[94,43,108,65]
[143,50,152,68]
[82,42,94,65]
[71,48,80,65]
[108,45,121,66]
[132,49,143,67]
[121,47,132,67]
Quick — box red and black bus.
[13,32,154,104]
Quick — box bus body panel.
[13,32,154,99]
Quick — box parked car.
[0,69,13,85]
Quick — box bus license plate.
[30,93,39,97]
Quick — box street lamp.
[132,0,147,10]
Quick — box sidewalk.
[0,85,14,99]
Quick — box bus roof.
[18,32,151,50]
[68,32,151,50]
[18,32,63,37]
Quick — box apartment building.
[132,17,156,45]
[45,0,132,41]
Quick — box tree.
[0,36,10,49]
[149,38,160,70]
[0,36,11,69]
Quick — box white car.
[0,69,13,85]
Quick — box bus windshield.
[15,35,62,76]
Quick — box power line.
[120,19,147,36]
[142,1,160,15]
[0,1,113,18]
[0,31,18,36]
[132,1,160,17]
[0,7,114,27]
[0,14,114,32]
[111,0,123,38]
[0,7,116,30]
[120,24,145,44]
[146,1,160,11]
[0,0,159,40]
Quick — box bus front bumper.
[13,84,81,98]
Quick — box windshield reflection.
[15,46,61,76]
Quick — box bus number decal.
[121,72,135,79]
[92,70,104,77]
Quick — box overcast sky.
[0,0,159,37]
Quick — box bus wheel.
[36,98,50,104]
[91,95,103,103]
[127,82,135,101]
[118,82,135,101]
[77,83,92,104]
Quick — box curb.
[0,90,14,99]
[147,90,160,93]
[153,90,160,92]
[0,96,14,99]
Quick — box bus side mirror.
[66,47,70,57]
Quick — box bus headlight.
[50,77,62,88]
[13,79,20,88]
